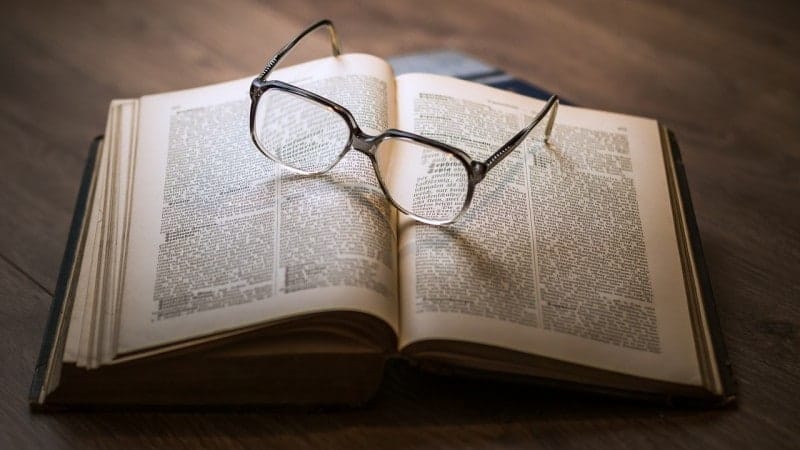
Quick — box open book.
[30,53,734,408]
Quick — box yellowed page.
[64,99,138,367]
[94,99,138,367]
[117,54,398,355]
[395,73,701,386]
[75,133,109,367]
[63,131,107,364]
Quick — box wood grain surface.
[1,0,798,448]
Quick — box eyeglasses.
[249,19,558,225]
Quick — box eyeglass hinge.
[250,79,266,100]
[471,161,487,183]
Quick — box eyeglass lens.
[254,88,350,174]
[374,138,469,223]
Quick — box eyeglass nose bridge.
[350,132,377,155]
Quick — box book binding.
[29,136,103,408]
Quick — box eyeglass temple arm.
[257,19,342,81]
[483,95,559,172]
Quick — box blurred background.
[1,1,798,449]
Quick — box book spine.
[29,136,103,408]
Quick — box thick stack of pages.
[31,52,734,409]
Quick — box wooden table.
[2,1,798,448]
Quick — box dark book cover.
[30,136,102,408]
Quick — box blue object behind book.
[388,50,570,104]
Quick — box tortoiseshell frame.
[249,19,559,225]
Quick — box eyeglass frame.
[249,19,559,225]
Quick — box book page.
[64,99,138,368]
[394,73,701,386]
[116,54,399,354]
